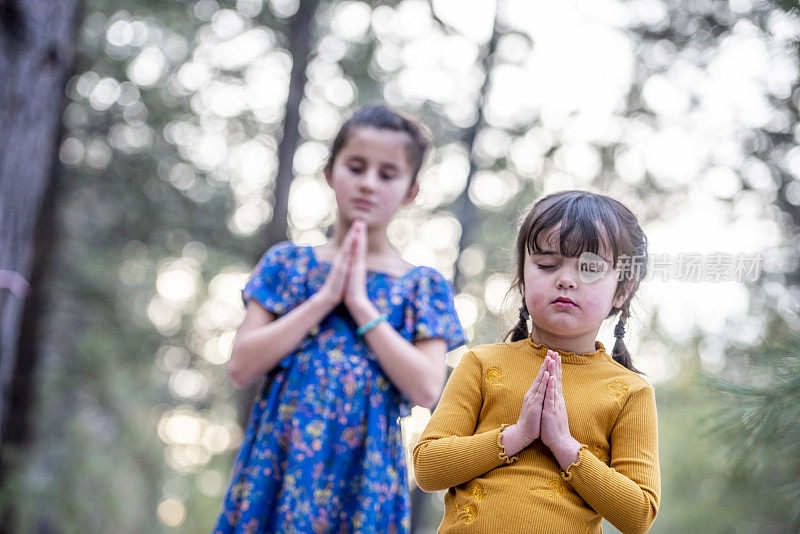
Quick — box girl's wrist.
[312,288,340,312]
[501,424,531,457]
[512,422,537,445]
[549,437,582,471]
[347,299,378,325]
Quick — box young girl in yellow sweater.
[413,190,660,534]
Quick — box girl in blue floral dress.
[214,105,466,533]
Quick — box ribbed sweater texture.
[413,339,660,534]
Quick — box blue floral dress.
[214,242,466,534]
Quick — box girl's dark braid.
[509,304,530,342]
[611,238,646,373]
[612,297,640,373]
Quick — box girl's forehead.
[339,127,412,166]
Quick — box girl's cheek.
[529,292,548,309]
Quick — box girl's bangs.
[525,197,625,265]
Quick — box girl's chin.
[534,316,580,328]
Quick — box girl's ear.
[613,279,633,308]
[403,182,420,205]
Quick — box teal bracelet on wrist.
[356,314,387,336]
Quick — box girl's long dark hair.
[505,190,648,373]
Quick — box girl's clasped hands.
[318,219,373,317]
[504,350,581,468]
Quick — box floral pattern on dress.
[214,242,466,533]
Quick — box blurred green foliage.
[704,312,800,529]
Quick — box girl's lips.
[353,199,374,210]
[552,298,577,308]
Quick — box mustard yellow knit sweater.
[413,339,660,534]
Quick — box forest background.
[1,0,799,532]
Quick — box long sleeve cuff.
[560,447,659,534]
[497,424,520,464]
[560,444,589,480]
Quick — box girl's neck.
[530,330,599,356]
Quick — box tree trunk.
[239,0,319,425]
[451,2,501,291]
[0,0,80,445]
[264,0,317,250]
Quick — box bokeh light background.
[12,0,800,532]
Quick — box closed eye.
[537,265,557,271]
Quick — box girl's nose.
[359,170,378,191]
[557,275,577,289]
[556,261,580,289]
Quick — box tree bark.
[0,0,80,444]
[451,2,501,291]
[239,0,318,425]
[263,0,318,251]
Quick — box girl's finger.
[538,356,550,381]
[331,249,348,279]
[356,218,367,239]
[347,224,359,254]
[542,376,551,414]
[355,227,368,272]
[555,352,563,383]
[335,235,354,271]
[537,355,550,379]
[356,225,366,260]
[346,226,365,271]
[347,229,358,261]
[343,234,357,266]
[334,232,349,259]
[526,356,550,394]
[343,221,358,243]
[555,376,562,412]
[548,376,556,410]
[534,370,548,401]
